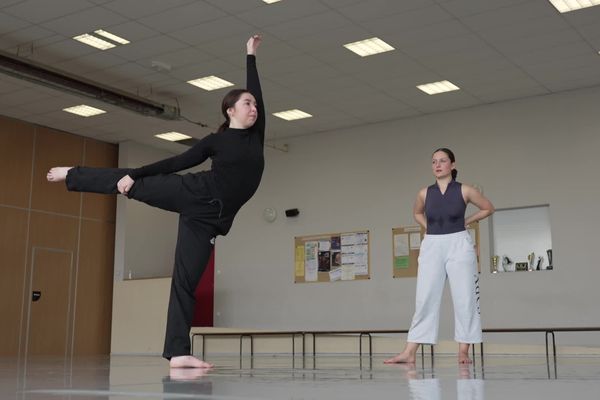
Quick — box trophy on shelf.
[546,249,553,270]
[536,256,544,271]
[502,255,513,272]
[527,252,535,271]
[491,255,499,273]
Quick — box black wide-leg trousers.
[66,167,220,359]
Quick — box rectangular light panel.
[344,37,394,57]
[187,76,234,91]
[548,0,600,13]
[155,132,192,142]
[417,80,460,95]
[63,105,106,117]
[273,109,312,121]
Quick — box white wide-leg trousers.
[407,230,481,344]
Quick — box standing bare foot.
[47,167,73,182]
[458,352,473,364]
[384,352,416,364]
[458,343,473,364]
[169,355,213,369]
[169,367,210,380]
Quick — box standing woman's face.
[431,151,455,179]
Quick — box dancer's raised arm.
[246,35,265,144]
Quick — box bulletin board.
[392,225,424,278]
[294,230,370,283]
[392,222,480,278]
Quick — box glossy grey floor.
[2,354,600,399]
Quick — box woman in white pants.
[385,148,494,364]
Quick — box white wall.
[114,141,209,280]
[112,85,600,351]
[216,86,600,345]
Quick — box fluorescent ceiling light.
[273,109,312,121]
[155,132,192,142]
[343,37,394,57]
[548,0,600,13]
[63,105,106,117]
[417,80,460,95]
[187,76,234,91]
[94,29,130,45]
[73,34,115,50]
[263,0,281,3]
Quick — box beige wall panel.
[82,138,118,222]
[31,127,83,216]
[73,220,115,355]
[24,212,79,357]
[27,249,72,356]
[0,207,29,356]
[29,211,79,252]
[0,116,35,208]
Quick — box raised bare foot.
[169,355,213,369]
[47,167,72,182]
[458,353,473,364]
[384,352,416,364]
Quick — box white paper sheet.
[394,233,409,256]
[409,232,421,250]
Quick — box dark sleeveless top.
[424,181,466,235]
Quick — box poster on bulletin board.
[392,222,480,278]
[294,230,370,283]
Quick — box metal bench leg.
[545,330,557,378]
[359,333,363,357]
[302,333,306,357]
[358,333,373,358]
[480,342,484,369]
[545,331,550,363]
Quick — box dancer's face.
[228,92,257,129]
[431,151,454,179]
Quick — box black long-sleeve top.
[129,55,265,213]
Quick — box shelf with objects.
[489,204,553,273]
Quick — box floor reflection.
[3,354,599,400]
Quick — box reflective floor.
[2,354,600,399]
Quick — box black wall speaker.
[285,208,299,217]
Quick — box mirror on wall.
[489,204,553,273]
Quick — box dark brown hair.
[433,147,457,180]
[217,89,250,132]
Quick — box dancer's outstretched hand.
[117,175,134,195]
[247,34,262,55]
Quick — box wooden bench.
[478,327,600,367]
[191,329,305,359]
[191,328,434,360]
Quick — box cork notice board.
[294,230,370,283]
[392,222,480,278]
[392,225,425,278]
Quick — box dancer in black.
[47,35,264,369]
